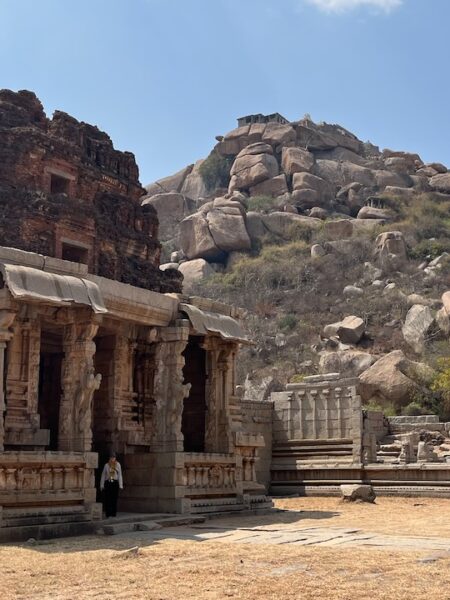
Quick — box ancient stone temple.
[0,91,270,541]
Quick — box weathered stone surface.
[178,259,215,292]
[212,198,246,216]
[374,170,412,189]
[145,164,193,197]
[383,186,417,200]
[323,219,354,240]
[314,160,375,187]
[160,262,179,271]
[324,316,365,344]
[341,484,376,503]
[357,206,392,220]
[262,123,296,147]
[281,147,314,176]
[311,243,327,258]
[237,142,273,157]
[336,316,365,344]
[314,146,367,166]
[294,123,338,150]
[359,350,435,408]
[382,149,422,165]
[229,152,279,191]
[426,162,447,174]
[351,219,386,234]
[142,192,196,243]
[248,122,267,143]
[260,212,322,239]
[308,207,328,219]
[406,294,433,308]
[374,231,408,271]
[245,211,266,240]
[180,159,208,199]
[361,262,383,284]
[320,350,375,377]
[179,212,222,261]
[180,204,251,260]
[249,174,288,197]
[317,123,362,154]
[384,156,415,174]
[291,188,320,208]
[430,173,450,193]
[402,305,435,354]
[436,291,450,335]
[343,285,364,298]
[206,208,251,253]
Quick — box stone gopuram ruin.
[0,90,271,541]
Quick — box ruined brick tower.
[0,89,181,293]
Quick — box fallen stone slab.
[134,521,163,531]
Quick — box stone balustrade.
[0,451,97,507]
[183,452,237,494]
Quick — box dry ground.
[274,495,450,537]
[2,497,450,600]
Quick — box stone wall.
[0,89,181,293]
[241,400,273,489]
[365,411,389,441]
[387,415,450,434]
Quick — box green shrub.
[363,401,396,416]
[287,221,314,243]
[199,152,233,191]
[401,402,427,416]
[278,314,298,332]
[247,195,275,213]
[430,357,450,419]
[409,239,450,260]
[290,374,305,383]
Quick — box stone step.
[100,514,206,536]
[3,512,92,528]
[4,505,86,519]
[190,503,246,514]
[0,520,97,543]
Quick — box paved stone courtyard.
[129,518,450,552]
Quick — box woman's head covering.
[109,452,117,460]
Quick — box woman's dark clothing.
[103,479,119,517]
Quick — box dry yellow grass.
[2,497,450,600]
[273,496,450,537]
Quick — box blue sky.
[1,0,449,185]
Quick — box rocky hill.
[142,114,450,417]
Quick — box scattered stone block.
[340,484,376,503]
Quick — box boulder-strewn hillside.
[142,115,450,418]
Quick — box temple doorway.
[182,336,207,452]
[37,331,63,451]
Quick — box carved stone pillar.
[152,325,189,452]
[203,338,235,454]
[0,310,17,451]
[59,319,101,452]
[4,316,41,435]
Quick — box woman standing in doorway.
[100,453,123,518]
